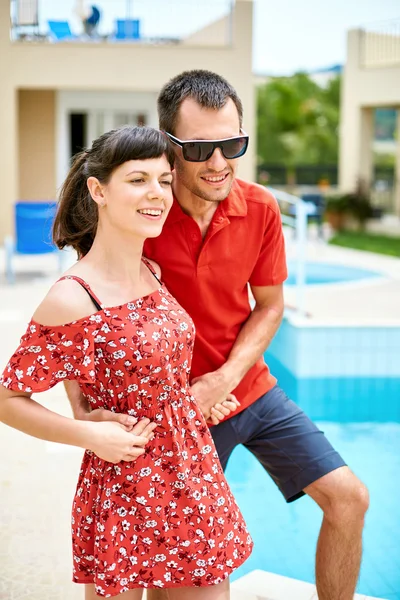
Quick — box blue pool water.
[227,423,400,599]
[285,261,381,285]
[228,262,398,596]
[265,352,400,423]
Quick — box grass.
[329,230,400,257]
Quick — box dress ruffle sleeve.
[0,319,96,393]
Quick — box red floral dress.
[1,268,253,597]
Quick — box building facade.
[339,23,400,215]
[0,0,255,241]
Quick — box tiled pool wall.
[266,318,400,422]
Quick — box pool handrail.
[266,187,307,317]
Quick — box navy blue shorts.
[210,385,346,503]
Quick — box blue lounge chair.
[115,19,140,40]
[48,20,75,41]
[4,201,65,284]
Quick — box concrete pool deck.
[1,235,400,326]
[231,570,387,599]
[0,242,398,599]
[283,233,400,325]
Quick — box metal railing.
[268,187,308,317]
[10,0,235,46]
[360,18,400,68]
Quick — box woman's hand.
[85,417,157,463]
[82,406,138,430]
[208,394,240,426]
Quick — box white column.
[395,109,400,216]
[339,30,368,193]
[339,105,373,193]
[359,107,374,191]
[231,0,254,182]
[0,85,17,243]
[0,0,18,242]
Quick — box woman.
[0,126,252,599]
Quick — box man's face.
[173,97,242,203]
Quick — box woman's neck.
[80,227,144,286]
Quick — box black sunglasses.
[163,130,249,162]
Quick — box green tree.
[257,73,341,169]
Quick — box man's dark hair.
[158,70,243,135]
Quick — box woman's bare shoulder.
[32,277,98,326]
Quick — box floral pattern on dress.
[1,284,253,597]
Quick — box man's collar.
[166,179,247,226]
[166,197,189,225]
[221,179,248,218]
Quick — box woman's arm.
[0,385,154,463]
[0,278,158,461]
[0,386,94,448]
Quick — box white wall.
[339,29,400,213]
[56,90,159,187]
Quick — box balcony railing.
[10,0,235,46]
[360,18,400,68]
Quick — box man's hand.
[189,371,231,417]
[189,372,240,424]
[85,417,157,464]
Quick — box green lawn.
[329,230,400,257]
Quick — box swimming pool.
[231,259,397,596]
[227,422,400,599]
[267,319,400,423]
[285,261,381,285]
[225,332,400,599]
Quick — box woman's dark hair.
[53,126,173,258]
[158,69,243,134]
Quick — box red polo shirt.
[144,178,288,417]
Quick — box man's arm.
[189,283,284,416]
[220,283,284,388]
[65,380,90,419]
[65,378,239,426]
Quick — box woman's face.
[93,155,173,239]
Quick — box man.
[69,70,369,600]
[75,1,101,37]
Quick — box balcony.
[10,0,235,47]
[361,18,400,68]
